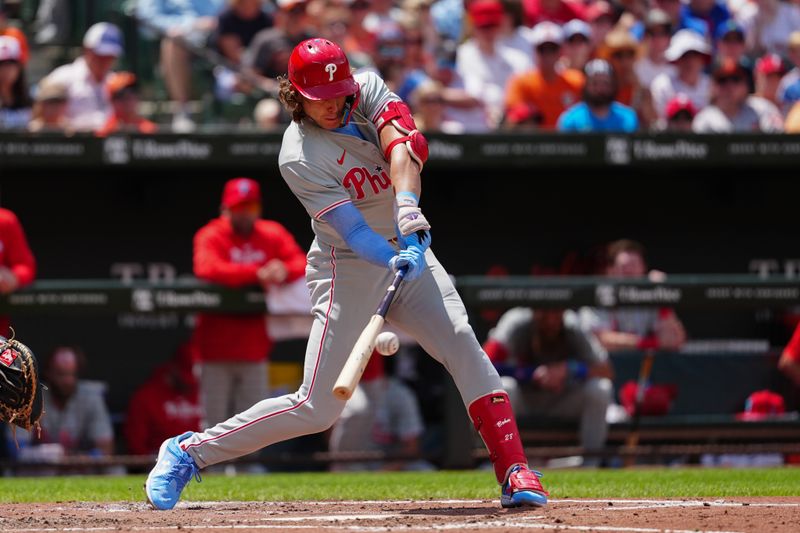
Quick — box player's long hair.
[278,76,306,123]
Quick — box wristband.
[396,191,419,207]
[636,336,660,350]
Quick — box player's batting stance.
[145,38,547,510]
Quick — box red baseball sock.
[468,390,528,484]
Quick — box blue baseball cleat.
[501,465,548,508]
[145,431,201,510]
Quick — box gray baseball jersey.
[179,70,502,467]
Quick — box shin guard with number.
[468,390,528,484]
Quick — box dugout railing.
[1,274,799,471]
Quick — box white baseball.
[375,331,400,356]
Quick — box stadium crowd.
[1,0,800,133]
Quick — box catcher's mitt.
[0,331,44,434]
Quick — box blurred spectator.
[27,78,69,133]
[96,72,158,136]
[253,97,282,129]
[504,102,544,129]
[737,0,800,56]
[340,0,378,63]
[0,207,35,337]
[586,1,616,49]
[30,0,70,45]
[192,177,306,429]
[35,346,114,458]
[483,308,613,465]
[372,26,409,91]
[522,0,587,26]
[125,342,202,456]
[0,1,28,64]
[786,99,800,131]
[43,22,123,132]
[0,35,31,129]
[579,239,687,353]
[693,57,784,132]
[425,43,490,132]
[650,29,712,120]
[776,31,800,112]
[714,19,754,91]
[635,10,676,90]
[561,19,593,71]
[136,0,226,132]
[506,21,584,129]
[779,321,800,386]
[457,0,531,128]
[213,0,271,100]
[599,29,655,125]
[430,0,464,42]
[329,352,430,471]
[680,0,731,39]
[496,0,536,58]
[663,93,698,130]
[654,0,684,34]
[242,0,313,95]
[557,59,638,131]
[754,53,788,107]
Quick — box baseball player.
[146,38,547,510]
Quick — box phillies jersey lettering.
[279,70,398,249]
[229,244,267,264]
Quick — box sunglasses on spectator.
[0,59,18,66]
[646,28,671,38]
[351,1,370,8]
[405,38,424,46]
[721,34,744,44]
[612,49,636,59]
[567,35,590,45]
[716,75,745,85]
[536,43,561,55]
[669,110,694,122]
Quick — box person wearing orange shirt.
[192,177,307,430]
[505,21,584,129]
[0,208,36,337]
[96,72,157,136]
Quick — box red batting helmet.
[288,38,358,100]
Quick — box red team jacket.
[0,209,36,336]
[191,217,307,363]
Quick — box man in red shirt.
[779,323,800,386]
[0,207,36,336]
[192,177,307,430]
[126,342,203,456]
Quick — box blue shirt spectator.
[557,101,639,132]
[679,0,730,41]
[137,0,225,42]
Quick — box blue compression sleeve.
[322,202,396,268]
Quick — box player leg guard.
[468,390,528,484]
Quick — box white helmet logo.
[325,63,337,82]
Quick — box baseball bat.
[623,348,655,466]
[332,269,406,400]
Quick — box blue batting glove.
[388,246,427,281]
[405,230,432,253]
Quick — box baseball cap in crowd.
[586,1,614,23]
[585,58,614,78]
[664,94,697,120]
[222,178,262,209]
[710,56,749,80]
[83,22,124,57]
[35,77,69,103]
[0,35,21,62]
[106,71,138,99]
[644,9,672,32]
[531,21,564,48]
[756,53,787,76]
[468,0,505,29]
[736,390,785,421]
[715,19,745,42]
[601,29,639,60]
[664,29,711,62]
[564,19,592,42]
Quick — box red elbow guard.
[375,101,429,169]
